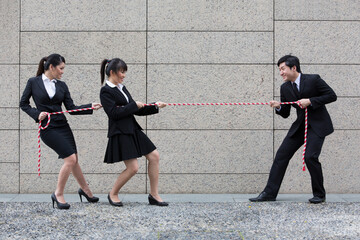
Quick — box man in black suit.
[250,55,337,204]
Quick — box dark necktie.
[292,82,300,98]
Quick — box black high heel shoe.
[107,194,123,207]
[51,193,70,210]
[148,194,169,207]
[78,188,99,203]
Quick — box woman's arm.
[19,79,41,122]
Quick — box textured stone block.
[19,111,38,130]
[20,173,146,194]
[20,130,147,174]
[0,108,18,130]
[328,98,360,130]
[0,65,19,107]
[274,65,360,97]
[147,64,274,129]
[0,130,19,163]
[152,174,268,193]
[148,0,273,31]
[146,67,274,129]
[20,129,61,174]
[275,22,360,64]
[0,163,19,193]
[147,130,273,174]
[148,65,273,102]
[21,0,146,31]
[321,130,360,193]
[148,32,273,64]
[19,65,147,129]
[0,0,19,63]
[148,106,273,130]
[20,32,146,64]
[275,0,360,20]
[273,105,297,131]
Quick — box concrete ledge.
[1,194,359,203]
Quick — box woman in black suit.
[100,58,168,207]
[20,53,102,209]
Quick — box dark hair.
[277,55,301,73]
[36,53,65,76]
[100,58,128,85]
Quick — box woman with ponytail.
[100,58,168,207]
[20,53,102,209]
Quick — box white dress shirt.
[106,80,129,102]
[293,73,301,91]
[42,74,57,99]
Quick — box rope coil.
[37,107,94,176]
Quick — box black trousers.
[264,124,326,198]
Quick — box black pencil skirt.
[40,124,77,159]
[104,129,156,164]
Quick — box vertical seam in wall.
[145,0,149,194]
[272,0,276,160]
[18,0,22,193]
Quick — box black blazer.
[277,74,337,138]
[20,75,93,127]
[100,84,159,137]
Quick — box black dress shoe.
[309,196,326,204]
[78,188,99,203]
[107,194,123,207]
[249,192,276,202]
[148,194,169,207]
[51,193,70,210]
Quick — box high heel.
[148,194,168,207]
[78,188,99,203]
[51,193,70,210]
[107,194,123,207]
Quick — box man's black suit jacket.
[276,74,337,138]
[20,75,93,127]
[100,84,158,138]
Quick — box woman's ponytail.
[36,57,47,76]
[100,59,109,85]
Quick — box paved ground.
[1,194,360,239]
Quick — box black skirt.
[104,130,156,164]
[40,124,77,159]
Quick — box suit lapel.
[122,86,133,102]
[299,74,306,96]
[35,76,50,99]
[111,85,129,104]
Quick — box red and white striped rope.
[302,107,308,171]
[144,102,297,106]
[37,107,94,176]
[36,102,308,176]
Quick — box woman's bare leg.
[71,154,94,197]
[145,150,163,202]
[54,154,77,203]
[109,158,139,202]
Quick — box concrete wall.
[0,0,359,194]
